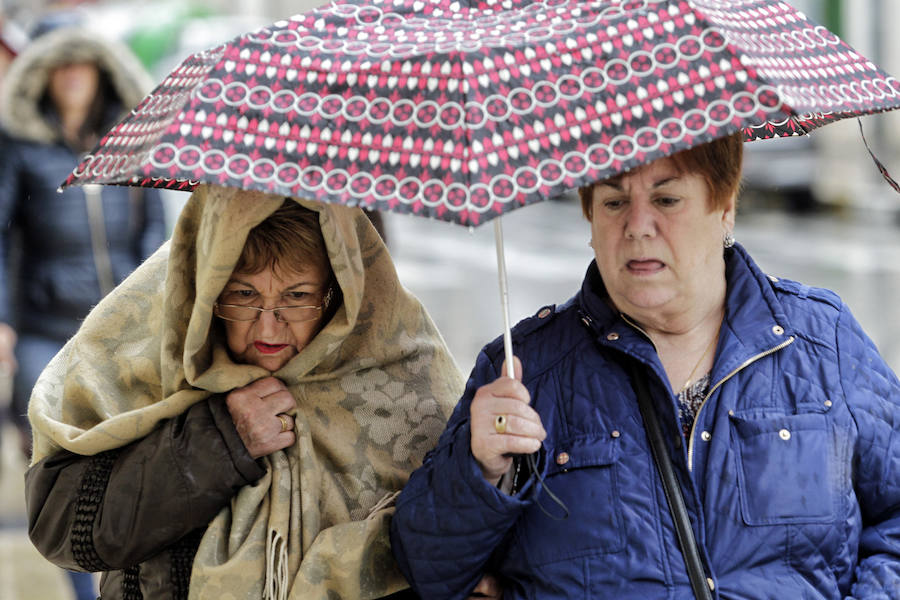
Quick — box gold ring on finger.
[494,414,508,435]
[277,413,291,433]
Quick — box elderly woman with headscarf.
[391,134,900,599]
[24,186,465,599]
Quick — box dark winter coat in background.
[0,26,166,340]
[0,27,166,429]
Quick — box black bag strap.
[627,360,714,600]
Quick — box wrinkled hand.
[226,376,296,459]
[470,357,546,486]
[468,573,503,599]
[0,322,17,374]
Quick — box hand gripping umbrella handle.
[493,218,516,376]
[495,218,570,521]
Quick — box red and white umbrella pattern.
[63,0,900,226]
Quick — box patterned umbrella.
[61,0,900,368]
[62,0,900,227]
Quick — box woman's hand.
[470,357,546,485]
[468,573,503,598]
[226,376,296,458]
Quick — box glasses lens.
[214,303,322,322]
[214,304,259,321]
[274,306,321,322]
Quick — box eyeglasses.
[214,288,334,323]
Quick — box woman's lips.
[627,259,665,274]
[254,341,289,354]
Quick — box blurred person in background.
[0,13,26,93]
[0,7,27,373]
[0,11,25,373]
[0,14,165,600]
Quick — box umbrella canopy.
[62,0,900,226]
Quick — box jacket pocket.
[731,412,835,525]
[515,435,624,566]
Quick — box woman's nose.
[624,200,656,240]
[256,309,284,332]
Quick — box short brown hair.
[235,200,331,280]
[579,133,743,219]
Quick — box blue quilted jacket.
[391,243,900,599]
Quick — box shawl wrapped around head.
[28,185,464,599]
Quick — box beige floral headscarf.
[28,185,464,599]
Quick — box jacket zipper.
[84,184,116,296]
[600,312,796,472]
[619,312,656,349]
[687,336,795,471]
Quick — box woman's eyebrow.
[599,175,680,191]
[225,278,320,291]
[652,176,679,188]
[599,180,624,191]
[651,176,683,189]
[225,278,256,288]
[273,278,326,293]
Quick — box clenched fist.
[226,376,296,458]
[470,357,546,486]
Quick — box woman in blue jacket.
[391,133,900,599]
[0,24,166,448]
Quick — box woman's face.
[218,262,331,372]
[588,157,735,326]
[48,61,99,114]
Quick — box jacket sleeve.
[137,187,167,260]
[0,133,23,324]
[390,349,537,600]
[25,395,266,572]
[839,305,900,598]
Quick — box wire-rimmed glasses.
[214,287,333,323]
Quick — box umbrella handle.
[493,218,516,378]
[495,219,569,521]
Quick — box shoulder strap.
[627,360,714,600]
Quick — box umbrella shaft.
[493,218,515,378]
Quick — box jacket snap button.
[779,428,791,441]
[701,431,711,442]
[824,400,833,408]
[556,452,570,465]
[611,430,620,438]
[607,332,620,341]
[707,578,715,591]
[538,307,551,319]
[772,325,784,335]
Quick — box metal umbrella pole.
[493,217,515,377]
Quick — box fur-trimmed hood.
[0,27,152,143]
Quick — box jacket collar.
[576,242,793,383]
[715,243,794,381]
